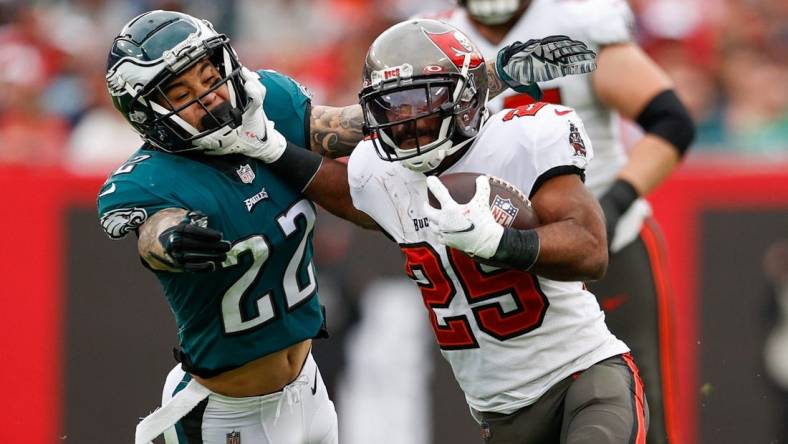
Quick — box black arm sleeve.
[487,228,541,271]
[266,141,324,192]
[635,89,696,156]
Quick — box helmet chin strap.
[402,142,448,172]
[402,136,474,173]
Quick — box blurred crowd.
[0,0,785,174]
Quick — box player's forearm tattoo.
[309,105,364,158]
[486,62,507,100]
[138,208,187,271]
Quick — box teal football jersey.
[97,70,323,376]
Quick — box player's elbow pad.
[635,89,696,156]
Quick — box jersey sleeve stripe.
[529,165,585,199]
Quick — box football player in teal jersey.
[98,9,594,444]
[99,10,353,443]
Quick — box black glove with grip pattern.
[153,211,231,272]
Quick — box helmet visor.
[366,84,452,150]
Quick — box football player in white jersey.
[351,19,648,443]
[217,19,649,443]
[198,14,656,442]
[107,10,584,444]
[426,2,697,442]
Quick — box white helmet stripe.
[460,51,472,77]
[451,52,471,103]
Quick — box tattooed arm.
[486,60,508,100]
[309,105,364,158]
[138,208,187,271]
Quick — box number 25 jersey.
[348,104,628,414]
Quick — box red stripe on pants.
[641,218,678,442]
[622,352,647,444]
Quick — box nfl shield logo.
[226,431,241,444]
[236,164,255,184]
[490,195,519,227]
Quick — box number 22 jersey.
[348,103,628,414]
[96,70,324,378]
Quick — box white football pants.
[158,353,338,444]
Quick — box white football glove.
[496,35,597,89]
[423,175,504,259]
[198,67,287,163]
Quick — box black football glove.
[598,179,640,250]
[153,211,231,272]
[496,35,597,100]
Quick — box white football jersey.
[428,0,651,251]
[348,103,628,414]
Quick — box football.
[427,172,540,230]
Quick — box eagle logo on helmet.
[424,30,483,69]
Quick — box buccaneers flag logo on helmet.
[424,30,484,69]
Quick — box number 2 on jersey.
[221,199,317,334]
[402,243,549,350]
